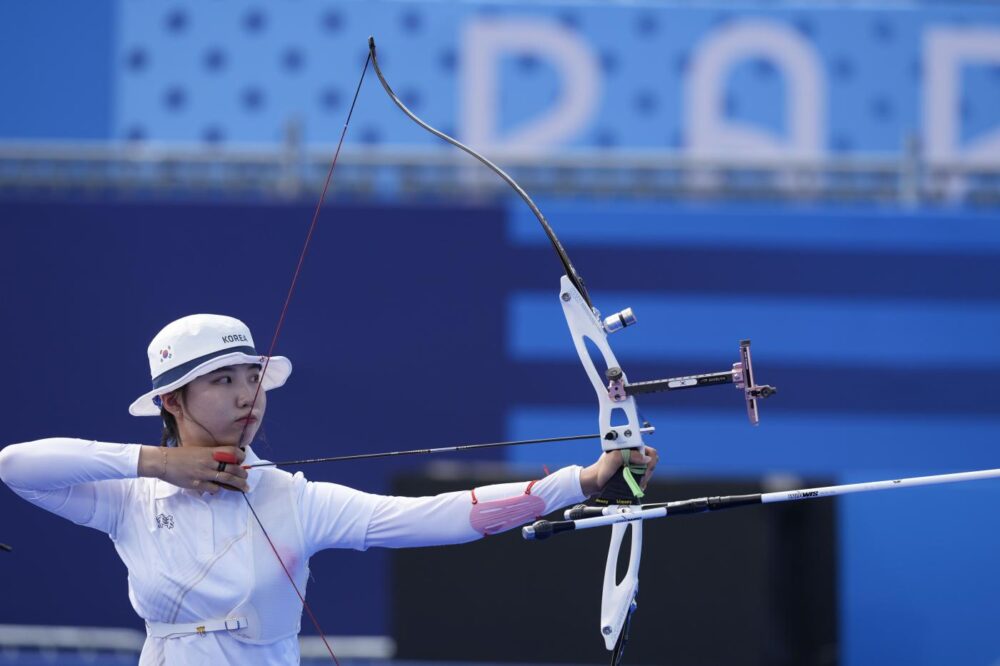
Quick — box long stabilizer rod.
[523,467,1000,540]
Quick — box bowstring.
[233,50,373,666]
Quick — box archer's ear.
[160,391,183,418]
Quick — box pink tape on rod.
[470,492,546,536]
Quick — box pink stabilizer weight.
[470,489,547,536]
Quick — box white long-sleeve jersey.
[0,438,586,665]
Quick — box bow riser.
[558,274,645,656]
[558,276,644,453]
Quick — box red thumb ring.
[213,451,240,464]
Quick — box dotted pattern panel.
[115,1,1000,153]
[117,1,470,146]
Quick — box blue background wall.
[502,200,1000,664]
[2,0,1000,664]
[2,196,999,664]
[0,197,511,639]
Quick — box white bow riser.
[557,275,644,651]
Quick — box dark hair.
[159,385,188,447]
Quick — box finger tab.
[213,451,240,464]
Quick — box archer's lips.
[235,416,258,424]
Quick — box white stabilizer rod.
[558,506,668,533]
[761,467,1000,504]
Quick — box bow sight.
[605,338,777,426]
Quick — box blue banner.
[2,1,999,165]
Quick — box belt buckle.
[224,618,245,631]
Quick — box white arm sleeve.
[301,465,586,552]
[0,438,140,536]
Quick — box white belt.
[146,616,248,639]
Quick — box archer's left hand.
[580,446,659,496]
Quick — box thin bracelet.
[161,447,168,479]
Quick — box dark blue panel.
[3,194,1000,666]
[502,197,1000,666]
[0,197,510,634]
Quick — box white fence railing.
[0,624,395,660]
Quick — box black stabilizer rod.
[523,493,762,540]
[565,494,762,521]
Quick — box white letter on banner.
[686,20,826,161]
[461,19,601,152]
[924,28,1000,167]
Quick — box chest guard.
[227,468,310,644]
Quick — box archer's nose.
[236,382,255,407]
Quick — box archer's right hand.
[139,445,249,494]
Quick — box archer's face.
[178,364,266,448]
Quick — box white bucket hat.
[129,314,292,417]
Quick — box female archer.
[0,313,657,665]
